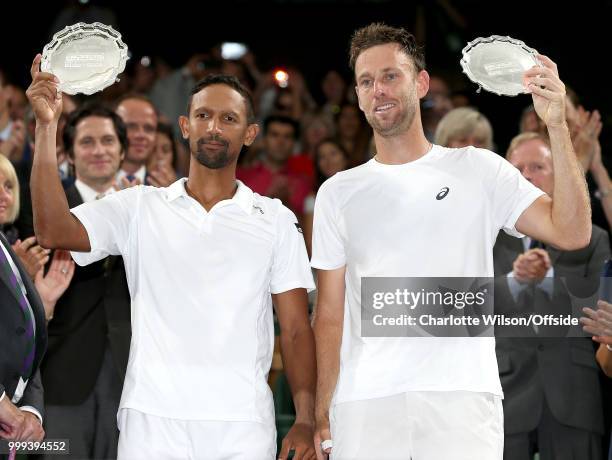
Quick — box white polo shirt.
[70,178,314,424]
[311,145,544,405]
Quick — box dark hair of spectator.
[156,122,179,170]
[314,138,350,191]
[349,22,425,73]
[263,115,300,139]
[187,74,255,124]
[63,103,129,159]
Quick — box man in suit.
[38,103,132,459]
[114,94,159,188]
[0,230,46,445]
[494,131,609,460]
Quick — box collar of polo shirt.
[165,178,254,214]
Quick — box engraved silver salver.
[41,22,128,95]
[460,36,540,96]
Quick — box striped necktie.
[0,243,36,377]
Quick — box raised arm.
[26,54,90,251]
[515,55,591,251]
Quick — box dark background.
[3,0,610,149]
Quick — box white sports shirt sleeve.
[310,180,346,270]
[270,205,316,294]
[69,186,141,266]
[482,149,545,237]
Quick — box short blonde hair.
[0,155,20,224]
[434,107,493,150]
[505,132,550,161]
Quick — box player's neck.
[373,121,431,165]
[186,165,237,212]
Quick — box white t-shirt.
[311,145,544,404]
[70,178,315,424]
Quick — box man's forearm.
[313,320,342,425]
[549,123,591,246]
[280,326,316,425]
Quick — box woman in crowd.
[434,106,493,150]
[302,139,349,255]
[147,122,180,186]
[335,103,372,167]
[0,154,74,320]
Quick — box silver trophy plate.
[460,36,540,96]
[41,22,128,95]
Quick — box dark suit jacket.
[493,225,609,436]
[40,185,131,405]
[0,231,46,415]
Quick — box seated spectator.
[237,115,311,219]
[421,74,453,141]
[147,122,179,187]
[150,53,222,134]
[0,74,26,163]
[519,104,543,134]
[6,84,28,122]
[0,155,20,240]
[0,155,50,279]
[495,131,608,460]
[320,70,347,117]
[0,154,73,320]
[1,212,73,450]
[581,299,612,377]
[434,106,493,150]
[254,68,316,123]
[125,55,166,95]
[292,112,336,185]
[302,139,349,255]
[335,103,371,166]
[114,94,160,187]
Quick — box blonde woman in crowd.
[434,106,494,150]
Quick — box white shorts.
[117,409,276,460]
[330,391,503,460]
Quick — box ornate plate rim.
[41,22,128,95]
[460,35,539,96]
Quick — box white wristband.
[321,440,333,451]
[607,344,612,352]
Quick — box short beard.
[367,93,417,138]
[193,136,233,169]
